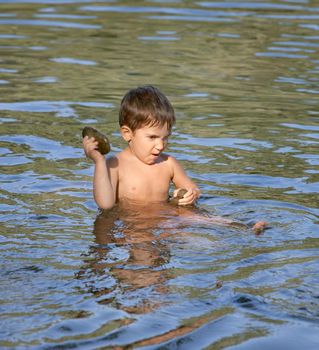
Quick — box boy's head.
[119,85,175,132]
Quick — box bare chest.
[118,159,172,202]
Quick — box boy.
[83,85,200,210]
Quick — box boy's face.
[123,123,171,165]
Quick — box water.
[1,0,319,348]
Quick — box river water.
[1,0,319,349]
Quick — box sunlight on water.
[0,0,318,349]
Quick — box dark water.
[1,0,319,349]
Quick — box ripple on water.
[0,100,113,114]
[0,19,101,29]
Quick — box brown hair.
[119,85,175,131]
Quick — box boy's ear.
[120,126,133,142]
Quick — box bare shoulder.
[158,153,174,166]
[166,154,196,189]
[162,154,183,178]
[166,154,181,167]
[106,154,120,168]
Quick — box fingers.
[83,136,104,161]
[83,136,97,153]
[176,188,200,205]
[83,135,96,146]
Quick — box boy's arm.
[83,136,118,210]
[169,156,200,205]
[93,156,118,209]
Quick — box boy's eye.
[147,135,169,141]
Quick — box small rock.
[82,126,111,155]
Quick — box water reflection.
[77,205,174,314]
[77,196,267,316]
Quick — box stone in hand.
[82,126,111,155]
[171,188,188,205]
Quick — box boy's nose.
[156,139,165,151]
